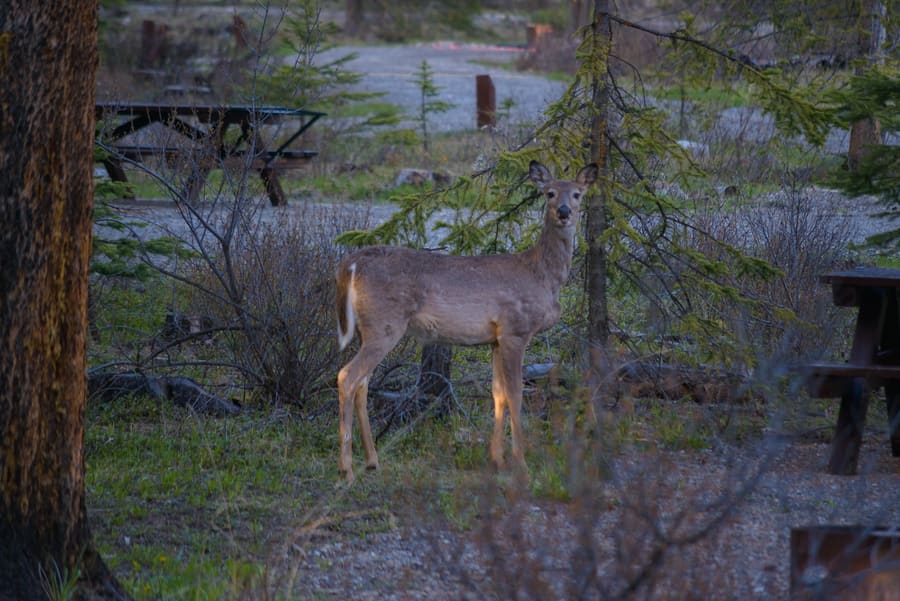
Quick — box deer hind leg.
[337,331,403,481]
[353,376,378,471]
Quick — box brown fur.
[335,161,598,481]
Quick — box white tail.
[335,161,598,481]
[336,262,357,351]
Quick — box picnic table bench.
[95,102,325,206]
[802,267,900,474]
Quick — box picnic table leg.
[880,290,900,457]
[260,167,286,206]
[828,377,870,475]
[184,167,209,203]
[102,158,135,198]
[885,383,900,457]
[102,158,127,182]
[103,158,134,198]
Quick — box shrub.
[182,200,370,407]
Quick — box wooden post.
[232,15,251,49]
[526,23,553,51]
[139,20,168,68]
[140,20,156,68]
[476,74,496,129]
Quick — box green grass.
[82,220,823,597]
[87,396,331,598]
[84,362,808,599]
[86,387,511,596]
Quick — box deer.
[335,160,598,481]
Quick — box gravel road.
[316,41,567,132]
[96,38,893,252]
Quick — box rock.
[393,168,453,188]
[677,139,710,157]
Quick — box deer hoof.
[511,462,531,486]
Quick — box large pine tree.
[0,1,129,598]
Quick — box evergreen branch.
[603,13,764,73]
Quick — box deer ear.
[576,163,599,187]
[529,161,552,189]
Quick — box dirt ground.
[278,436,900,600]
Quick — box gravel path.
[316,42,567,132]
[281,438,900,600]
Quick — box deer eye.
[573,192,581,200]
[547,191,556,199]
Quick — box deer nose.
[557,205,571,221]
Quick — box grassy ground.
[85,358,781,598]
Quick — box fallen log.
[523,361,751,403]
[88,371,240,416]
[616,362,750,403]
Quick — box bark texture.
[586,0,613,382]
[847,0,886,170]
[345,0,364,36]
[0,1,127,598]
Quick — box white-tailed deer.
[336,161,598,481]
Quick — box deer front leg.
[354,376,379,471]
[490,338,529,473]
[490,344,508,470]
[498,338,528,474]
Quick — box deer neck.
[527,218,576,292]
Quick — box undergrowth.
[84,370,785,599]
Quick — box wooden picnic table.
[803,267,900,474]
[95,102,325,206]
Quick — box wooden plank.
[803,362,900,379]
[109,147,316,170]
[803,362,900,398]
[112,146,184,161]
[221,151,317,170]
[822,267,900,289]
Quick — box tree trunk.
[0,1,129,598]
[569,0,587,34]
[847,0,886,170]
[345,0,364,37]
[585,1,613,387]
[419,344,453,416]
